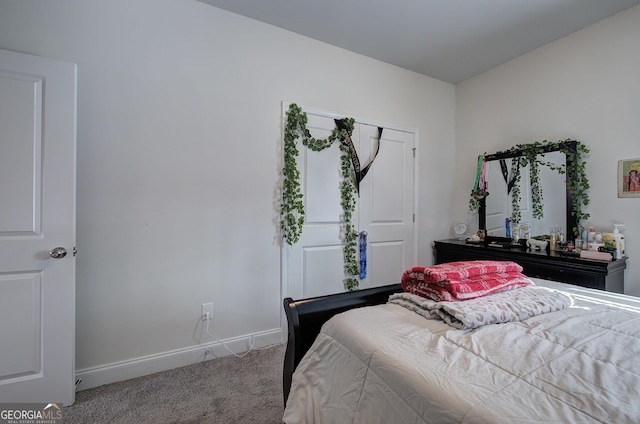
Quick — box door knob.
[50,247,67,259]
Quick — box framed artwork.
[618,158,640,198]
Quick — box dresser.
[433,239,626,293]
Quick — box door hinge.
[412,148,416,158]
[413,213,415,223]
[73,246,77,257]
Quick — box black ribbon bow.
[334,119,382,195]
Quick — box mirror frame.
[479,140,577,239]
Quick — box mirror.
[484,152,565,237]
[479,141,578,240]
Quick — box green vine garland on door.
[469,139,590,237]
[281,103,360,291]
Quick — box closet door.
[356,124,415,290]
[485,160,535,237]
[282,106,415,300]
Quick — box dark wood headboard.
[282,283,402,404]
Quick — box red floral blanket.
[401,261,533,302]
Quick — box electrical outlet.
[201,303,213,320]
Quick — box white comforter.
[388,286,572,329]
[283,279,640,423]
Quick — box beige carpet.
[64,343,286,424]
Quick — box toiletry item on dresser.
[588,226,596,241]
[613,224,625,259]
[556,227,566,251]
[603,232,615,250]
[549,227,557,251]
[587,226,597,250]
[600,225,626,259]
[589,243,604,252]
[574,239,583,252]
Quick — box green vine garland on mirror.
[469,139,590,237]
[281,103,360,291]
[563,140,591,236]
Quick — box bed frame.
[282,283,402,403]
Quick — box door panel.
[286,113,345,300]
[358,126,414,290]
[283,106,415,299]
[303,114,342,224]
[0,49,76,405]
[0,74,42,234]
[303,246,346,298]
[367,241,404,288]
[0,274,41,377]
[369,134,404,222]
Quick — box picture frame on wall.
[618,158,640,198]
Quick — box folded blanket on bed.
[403,271,535,302]
[388,287,573,329]
[401,261,532,301]
[403,260,523,283]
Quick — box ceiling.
[198,0,640,84]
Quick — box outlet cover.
[201,303,213,320]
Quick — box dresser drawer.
[521,263,601,290]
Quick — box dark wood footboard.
[282,283,402,404]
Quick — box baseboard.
[75,328,285,391]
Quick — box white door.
[485,160,510,236]
[356,123,415,289]
[283,106,415,299]
[485,160,534,237]
[0,49,77,406]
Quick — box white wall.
[0,0,455,387]
[455,5,640,294]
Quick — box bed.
[282,277,640,423]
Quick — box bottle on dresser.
[601,224,625,260]
[612,224,625,259]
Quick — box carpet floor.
[64,343,286,424]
